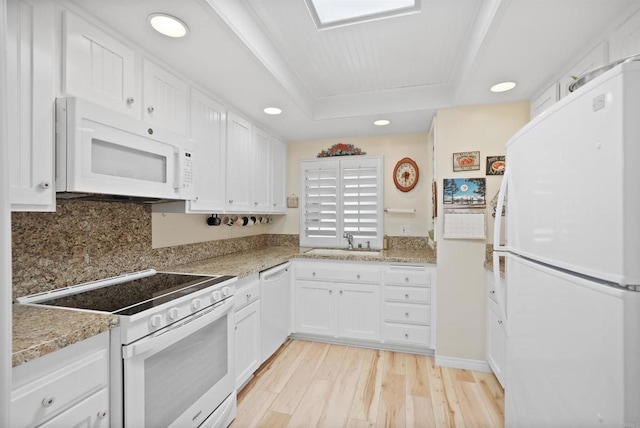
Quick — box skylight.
[305,0,420,30]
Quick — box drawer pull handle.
[41,396,55,408]
[97,410,108,419]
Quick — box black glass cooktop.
[40,273,234,316]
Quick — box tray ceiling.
[70,0,637,141]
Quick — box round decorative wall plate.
[393,157,419,192]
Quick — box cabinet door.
[188,89,226,212]
[252,126,272,212]
[271,138,287,213]
[225,112,253,212]
[63,10,138,117]
[6,0,55,211]
[486,298,505,388]
[235,301,261,390]
[142,59,188,136]
[337,283,380,341]
[295,280,336,336]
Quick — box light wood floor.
[232,339,504,428]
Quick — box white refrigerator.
[494,59,640,427]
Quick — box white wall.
[434,102,530,361]
[151,212,280,248]
[272,132,432,237]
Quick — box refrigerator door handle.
[493,168,508,251]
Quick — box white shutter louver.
[300,157,382,248]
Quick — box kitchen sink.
[306,248,382,257]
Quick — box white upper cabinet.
[530,83,559,119]
[63,10,139,118]
[142,59,188,136]
[7,0,56,211]
[188,89,227,212]
[271,138,287,213]
[252,126,272,212]
[226,112,253,212]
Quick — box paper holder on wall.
[384,208,416,214]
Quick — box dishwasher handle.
[261,262,291,283]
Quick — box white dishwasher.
[259,262,291,363]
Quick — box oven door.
[122,297,235,428]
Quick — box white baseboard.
[435,355,492,372]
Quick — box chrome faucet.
[343,232,354,249]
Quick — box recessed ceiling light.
[264,107,282,115]
[490,81,517,93]
[149,14,189,38]
[374,119,390,126]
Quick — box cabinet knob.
[405,312,410,317]
[329,290,332,295]
[498,320,503,325]
[247,293,251,300]
[405,277,409,282]
[228,200,233,204]
[404,333,409,339]
[147,106,155,114]
[490,290,495,294]
[356,274,361,280]
[41,396,55,408]
[312,272,316,277]
[340,290,343,295]
[97,410,108,419]
[273,203,276,207]
[254,201,258,205]
[405,294,410,299]
[126,97,135,105]
[39,181,51,189]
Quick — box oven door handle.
[122,297,233,360]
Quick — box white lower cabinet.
[11,332,110,428]
[382,265,435,348]
[293,260,434,350]
[485,269,506,387]
[234,274,261,390]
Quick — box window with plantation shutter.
[300,157,383,248]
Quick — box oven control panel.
[117,280,237,344]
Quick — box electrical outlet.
[401,225,411,235]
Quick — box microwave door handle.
[493,168,508,251]
[173,148,181,190]
[122,298,232,360]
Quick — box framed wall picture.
[443,178,487,207]
[453,151,480,171]
[486,155,506,175]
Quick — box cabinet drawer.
[235,279,260,311]
[383,268,431,287]
[384,302,430,325]
[39,388,109,428]
[11,349,108,428]
[296,265,380,284]
[383,323,430,347]
[384,286,430,304]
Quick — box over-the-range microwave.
[55,97,195,203]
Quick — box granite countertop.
[12,245,435,367]
[170,246,437,277]
[12,304,118,368]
